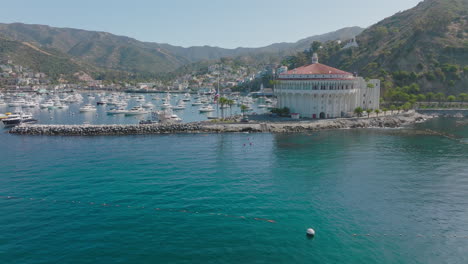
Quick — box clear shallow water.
[1,118,467,263]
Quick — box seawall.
[9,111,432,136]
[416,109,468,117]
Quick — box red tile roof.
[281,63,353,76]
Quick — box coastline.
[8,111,434,136]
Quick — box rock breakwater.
[9,111,432,136]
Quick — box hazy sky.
[2,0,422,48]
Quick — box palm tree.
[382,108,388,116]
[227,99,235,117]
[218,97,229,119]
[366,108,373,118]
[375,109,381,117]
[390,105,396,114]
[240,104,248,116]
[354,107,364,117]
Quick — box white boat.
[182,93,191,102]
[2,111,37,126]
[192,99,203,106]
[199,104,215,113]
[160,102,172,110]
[79,104,97,112]
[56,102,68,109]
[23,101,38,108]
[8,98,26,107]
[172,100,186,110]
[124,106,149,116]
[170,114,182,123]
[107,107,127,115]
[40,100,54,109]
[142,102,154,109]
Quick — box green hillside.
[328,0,468,94]
[0,23,362,75]
[0,37,86,80]
[282,0,468,104]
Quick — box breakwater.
[9,111,431,136]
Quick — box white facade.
[274,68,380,118]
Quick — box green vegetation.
[354,107,364,117]
[270,107,290,117]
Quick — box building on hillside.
[342,37,359,49]
[274,53,380,119]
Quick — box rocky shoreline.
[9,111,432,136]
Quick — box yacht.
[40,100,54,109]
[172,100,186,110]
[182,93,191,102]
[199,104,215,113]
[142,102,154,109]
[135,96,145,102]
[191,99,203,106]
[55,102,68,109]
[106,106,127,115]
[124,106,149,116]
[23,101,38,108]
[160,102,172,110]
[8,98,26,107]
[79,104,97,112]
[2,112,37,126]
[96,99,107,105]
[170,114,182,123]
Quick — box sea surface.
[1,115,468,263]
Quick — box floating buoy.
[306,228,315,237]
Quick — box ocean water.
[1,118,467,263]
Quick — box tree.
[434,92,445,106]
[390,105,396,114]
[402,102,412,111]
[426,92,434,103]
[417,94,426,102]
[447,95,456,106]
[240,104,248,116]
[354,107,364,117]
[218,97,229,119]
[458,93,468,107]
[375,109,380,117]
[366,109,373,118]
[225,99,235,117]
[382,108,388,116]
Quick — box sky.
[2,0,422,48]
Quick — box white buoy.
[306,228,315,237]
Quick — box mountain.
[0,36,92,80]
[325,0,468,93]
[0,23,363,75]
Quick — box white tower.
[312,53,319,64]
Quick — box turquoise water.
[1,118,468,263]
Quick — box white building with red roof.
[274,53,380,119]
